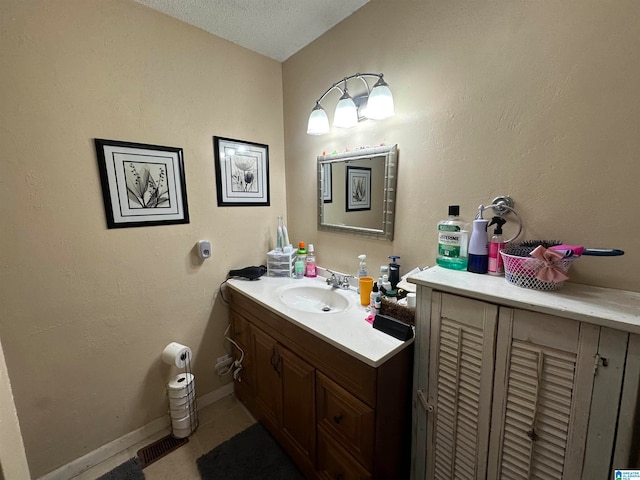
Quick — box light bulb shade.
[333,91,358,128]
[365,77,394,120]
[307,103,330,135]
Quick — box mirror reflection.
[317,144,397,241]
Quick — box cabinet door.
[487,308,599,480]
[251,325,281,431]
[427,292,498,480]
[279,346,316,468]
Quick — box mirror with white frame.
[317,144,397,241]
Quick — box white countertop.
[226,275,413,367]
[409,266,640,334]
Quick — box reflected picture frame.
[322,163,332,203]
[213,136,270,207]
[94,138,190,229]
[345,166,371,211]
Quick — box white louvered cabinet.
[425,292,497,480]
[487,307,599,480]
[410,267,640,480]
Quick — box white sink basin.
[278,284,352,314]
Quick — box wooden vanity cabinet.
[229,288,414,479]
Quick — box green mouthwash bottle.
[436,205,469,270]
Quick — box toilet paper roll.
[167,373,194,391]
[161,342,192,368]
[172,426,192,439]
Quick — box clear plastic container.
[267,249,295,277]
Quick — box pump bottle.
[388,256,401,290]
[467,207,489,274]
[488,217,507,275]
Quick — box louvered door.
[487,308,599,480]
[426,292,498,480]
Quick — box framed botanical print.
[345,166,371,211]
[94,138,189,228]
[213,136,270,206]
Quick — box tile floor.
[72,394,255,480]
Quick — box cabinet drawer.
[317,427,372,480]
[316,371,374,470]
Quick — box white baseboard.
[38,382,234,480]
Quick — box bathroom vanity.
[226,276,414,479]
[409,266,640,480]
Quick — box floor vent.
[137,434,189,468]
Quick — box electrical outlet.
[216,354,231,364]
[215,357,233,370]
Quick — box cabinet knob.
[333,414,343,424]
[526,429,539,442]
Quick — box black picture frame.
[345,166,371,211]
[213,136,270,207]
[94,138,189,229]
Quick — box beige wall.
[0,0,285,477]
[283,0,640,292]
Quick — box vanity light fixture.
[306,73,395,135]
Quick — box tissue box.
[267,249,295,277]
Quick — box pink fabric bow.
[529,245,570,282]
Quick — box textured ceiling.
[133,0,370,62]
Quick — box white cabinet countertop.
[409,266,640,334]
[226,275,413,367]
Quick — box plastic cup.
[359,277,374,306]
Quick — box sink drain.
[322,305,331,312]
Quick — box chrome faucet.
[326,271,353,290]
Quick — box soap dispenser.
[388,256,401,290]
[356,254,367,293]
[467,206,489,274]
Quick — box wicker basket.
[500,251,576,291]
[380,299,415,326]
